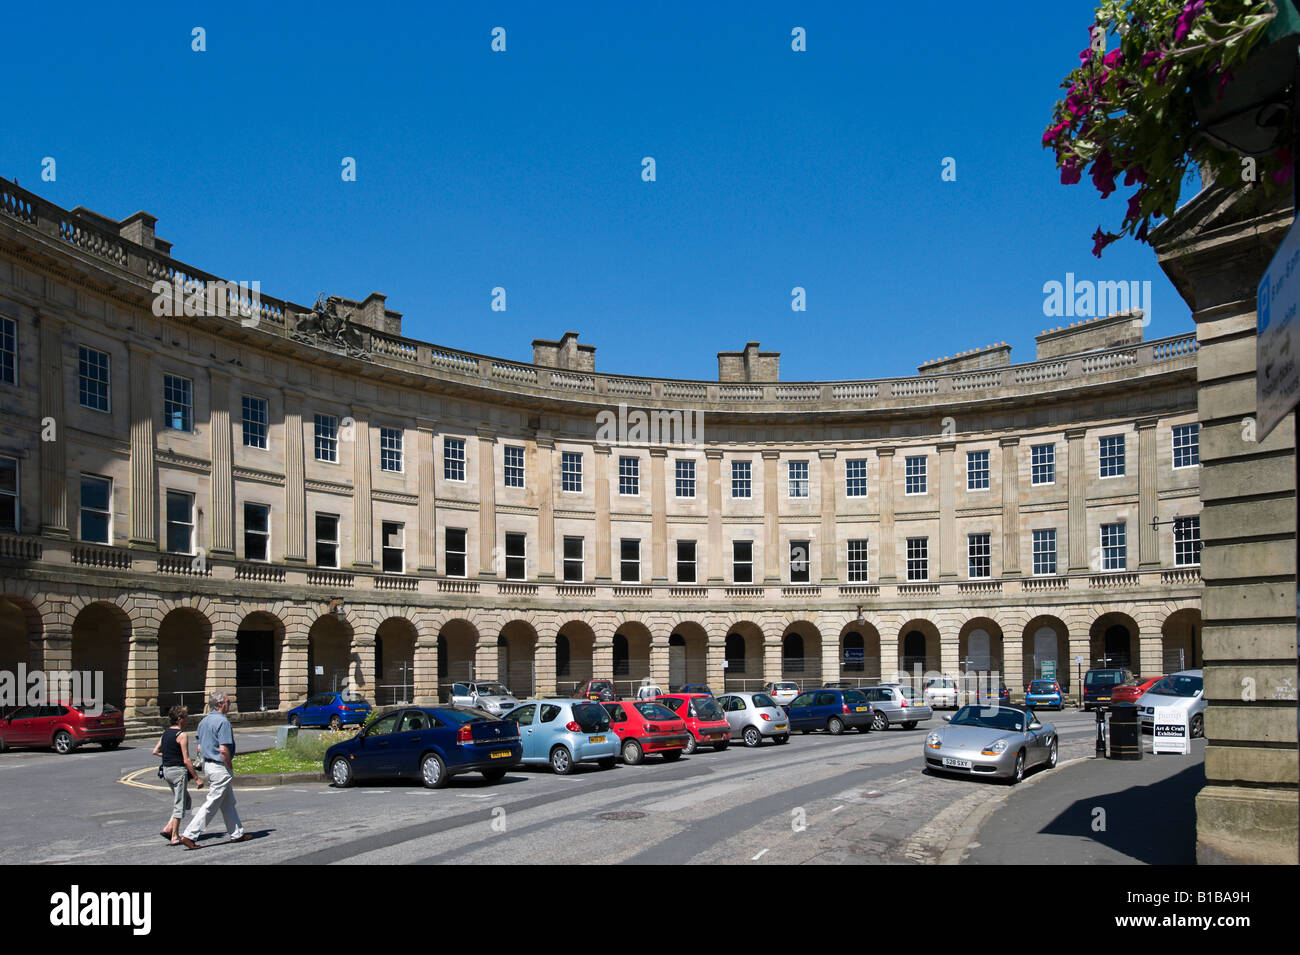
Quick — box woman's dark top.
[160,727,185,768]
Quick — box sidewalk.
[965,739,1206,864]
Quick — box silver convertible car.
[922,704,1058,784]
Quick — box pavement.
[965,735,1206,864]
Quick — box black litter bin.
[1107,703,1142,760]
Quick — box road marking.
[751,848,769,861]
[831,805,844,813]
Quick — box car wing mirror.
[942,714,951,722]
[1029,721,1042,731]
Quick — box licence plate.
[942,757,972,769]
[589,735,606,743]
[490,750,512,759]
[854,707,869,712]
[774,724,787,730]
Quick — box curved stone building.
[0,178,1202,719]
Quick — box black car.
[1082,668,1135,711]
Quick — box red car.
[653,693,731,754]
[0,702,126,754]
[602,700,690,764]
[570,679,620,702]
[1111,675,1164,705]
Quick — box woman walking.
[153,706,203,845]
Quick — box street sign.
[843,648,865,663]
[1041,660,1056,681]
[1257,216,1300,439]
[1152,706,1191,755]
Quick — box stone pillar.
[1066,428,1088,572]
[1003,632,1023,696]
[706,637,725,692]
[124,627,158,718]
[127,342,156,546]
[417,419,438,571]
[39,314,68,537]
[940,630,959,678]
[283,391,307,562]
[280,632,310,710]
[474,631,500,688]
[705,450,724,582]
[208,368,234,556]
[650,634,670,687]
[650,447,668,581]
[535,634,557,697]
[1137,418,1159,567]
[762,451,780,582]
[763,637,782,683]
[42,621,73,672]
[352,408,373,567]
[1000,437,1021,576]
[877,448,896,580]
[937,444,956,578]
[594,635,614,678]
[594,446,612,581]
[819,449,837,582]
[1138,627,1162,678]
[879,627,899,684]
[413,634,439,704]
[477,429,497,576]
[536,432,556,579]
[821,638,840,685]
[207,631,238,709]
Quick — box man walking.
[180,691,251,849]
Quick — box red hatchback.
[0,702,126,754]
[602,700,690,764]
[1111,675,1164,705]
[653,693,731,754]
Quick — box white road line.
[751,848,769,861]
[831,805,844,812]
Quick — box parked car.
[672,683,714,696]
[1024,680,1065,710]
[653,693,731,753]
[1138,670,1206,738]
[634,683,666,700]
[784,688,874,735]
[1111,675,1164,705]
[973,684,1012,706]
[923,704,1058,784]
[449,681,519,716]
[502,699,619,774]
[923,677,958,710]
[287,692,372,729]
[324,705,521,788]
[602,700,689,764]
[0,702,125,754]
[822,681,855,690]
[860,684,932,730]
[715,691,791,746]
[1083,668,1136,711]
[763,681,800,706]
[569,679,620,702]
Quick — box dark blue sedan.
[325,706,522,789]
[784,688,875,735]
[287,692,372,729]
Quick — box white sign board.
[1257,217,1300,440]
[314,666,325,676]
[1152,705,1190,755]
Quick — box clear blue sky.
[1,1,1186,382]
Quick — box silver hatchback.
[862,684,933,730]
[715,692,791,746]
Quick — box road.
[0,709,1118,865]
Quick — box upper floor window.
[1032,528,1057,576]
[1101,522,1127,571]
[0,315,17,385]
[732,460,752,499]
[244,502,271,562]
[968,533,991,578]
[847,539,869,582]
[241,395,269,449]
[676,539,697,583]
[166,490,195,555]
[444,527,467,577]
[78,346,111,412]
[906,537,929,580]
[966,450,989,491]
[379,427,403,472]
[1173,424,1200,469]
[619,456,640,496]
[381,521,405,574]
[314,414,339,463]
[1031,444,1055,485]
[0,456,18,533]
[845,459,868,497]
[675,459,696,499]
[80,474,111,544]
[504,445,525,488]
[163,374,193,432]
[1099,434,1126,478]
[1174,515,1202,566]
[620,538,641,583]
[788,460,809,499]
[905,456,927,495]
[732,540,754,583]
[563,536,585,582]
[315,513,340,568]
[444,438,466,481]
[789,540,810,583]
[561,451,583,492]
[505,532,526,580]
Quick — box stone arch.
[668,619,710,689]
[958,616,1004,676]
[1022,614,1071,691]
[838,619,882,683]
[781,619,822,686]
[308,613,356,696]
[613,619,652,693]
[897,618,941,687]
[235,610,286,712]
[555,619,596,692]
[0,594,43,674]
[721,619,762,690]
[71,601,131,709]
[157,607,211,716]
[437,617,480,693]
[1161,607,1202,672]
[1090,611,1139,672]
[499,618,538,696]
[375,616,419,705]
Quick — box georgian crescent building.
[0,177,1204,721]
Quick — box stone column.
[127,342,156,545]
[280,631,310,709]
[650,633,670,687]
[706,637,725,692]
[762,451,780,582]
[650,447,668,582]
[819,449,838,582]
[41,620,73,672]
[124,626,158,718]
[536,432,556,579]
[476,429,497,575]
[413,634,440,704]
[594,446,612,581]
[706,450,724,582]
[594,635,614,678]
[207,630,238,709]
[535,634,557,697]
[475,631,500,687]
[208,368,234,556]
[1066,428,1088,572]
[879,625,899,683]
[937,444,957,578]
[1000,437,1021,576]
[1137,418,1159,567]
[416,418,438,571]
[352,408,373,567]
[1003,631,1023,695]
[763,637,782,683]
[283,390,307,562]
[877,448,896,580]
[1138,627,1162,678]
[350,636,376,697]
[821,638,840,685]
[39,314,68,537]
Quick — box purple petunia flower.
[1174,1,1206,44]
[1061,160,1083,185]
[1091,150,1117,198]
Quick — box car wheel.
[1048,738,1059,769]
[682,735,698,756]
[872,711,889,731]
[330,756,354,788]
[622,739,644,765]
[1190,714,1204,739]
[902,721,917,730]
[743,726,762,748]
[329,715,342,731]
[550,746,575,775]
[774,734,789,744]
[661,748,682,761]
[857,724,871,733]
[1009,751,1025,785]
[420,752,449,789]
[713,742,729,752]
[800,730,811,735]
[53,730,75,754]
[827,717,845,736]
[101,740,121,750]
[482,768,507,783]
[597,756,616,770]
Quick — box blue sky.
[1,1,1186,382]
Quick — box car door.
[307,694,334,726]
[604,702,629,741]
[3,705,39,746]
[504,704,538,760]
[786,693,814,729]
[389,709,437,776]
[1023,713,1048,765]
[350,710,401,778]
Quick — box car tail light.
[900,698,908,708]
[565,721,581,732]
[1053,684,1060,692]
[646,724,658,733]
[760,713,771,721]
[456,724,473,744]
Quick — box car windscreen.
[1085,670,1124,684]
[949,706,1025,732]
[475,684,510,696]
[571,702,611,732]
[634,703,678,721]
[1149,675,1203,698]
[1029,681,1057,693]
[439,708,492,724]
[899,687,923,702]
[690,698,724,721]
[842,690,868,705]
[751,694,777,708]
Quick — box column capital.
[350,404,374,419]
[282,385,306,402]
[936,442,956,453]
[475,427,496,441]
[1135,416,1159,431]
[876,446,895,458]
[818,448,838,460]
[705,448,725,459]
[416,416,439,433]
[761,449,781,460]
[593,443,612,456]
[648,446,668,458]
[535,430,554,449]
[999,435,1021,448]
[1065,427,1087,440]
